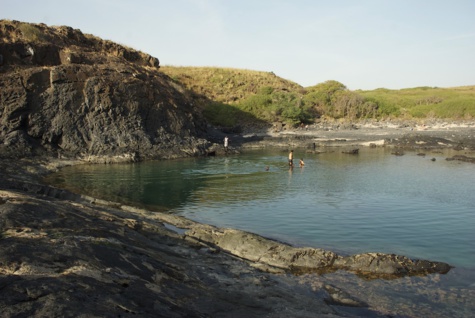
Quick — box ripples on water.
[45,147,475,317]
[47,148,475,269]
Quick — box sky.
[2,0,475,90]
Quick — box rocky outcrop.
[384,133,473,150]
[332,252,451,277]
[183,223,451,278]
[0,20,210,161]
[446,154,475,163]
[185,225,339,273]
[0,20,159,69]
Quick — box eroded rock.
[184,222,452,278]
[333,252,451,277]
[0,20,211,161]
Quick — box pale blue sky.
[2,0,475,90]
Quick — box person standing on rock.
[224,136,229,154]
[288,150,294,166]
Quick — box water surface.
[45,147,475,316]
[46,148,475,268]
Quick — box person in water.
[299,158,305,167]
[288,150,294,166]
[224,136,229,153]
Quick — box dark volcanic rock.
[0,20,210,162]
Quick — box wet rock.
[342,148,359,154]
[185,225,338,271]
[333,253,452,277]
[384,133,475,150]
[185,223,452,278]
[446,155,475,163]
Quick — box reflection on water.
[46,148,475,269]
[45,147,475,316]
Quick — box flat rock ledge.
[3,179,452,281]
[0,180,380,317]
[0,177,454,317]
[182,223,452,278]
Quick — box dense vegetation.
[162,66,475,129]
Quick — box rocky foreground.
[2,124,475,317]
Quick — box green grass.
[161,66,302,104]
[161,66,475,128]
[359,86,475,119]
[162,66,309,127]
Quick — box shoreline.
[1,124,475,317]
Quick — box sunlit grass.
[162,66,475,127]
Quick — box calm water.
[46,148,475,269]
[45,147,475,316]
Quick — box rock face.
[0,20,209,161]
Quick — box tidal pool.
[45,147,475,317]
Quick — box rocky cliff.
[0,20,210,162]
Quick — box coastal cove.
[40,146,475,317]
[2,19,475,317]
[2,133,475,317]
[45,148,475,270]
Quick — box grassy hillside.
[358,86,475,119]
[161,66,475,129]
[161,66,303,104]
[161,66,308,129]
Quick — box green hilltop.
[161,66,475,129]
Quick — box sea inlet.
[45,147,475,317]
